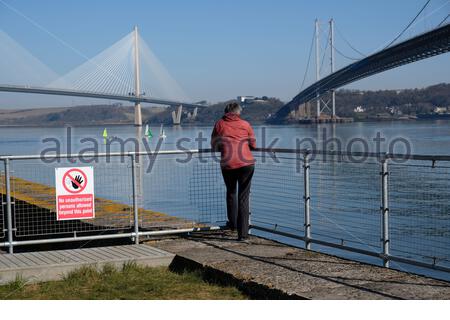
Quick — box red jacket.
[211,113,256,170]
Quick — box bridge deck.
[0,245,174,284]
[152,230,450,299]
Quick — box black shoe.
[225,221,236,231]
[237,237,250,243]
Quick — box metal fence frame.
[250,148,450,274]
[0,148,449,275]
[0,151,223,254]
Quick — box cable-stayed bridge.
[0,26,206,126]
[273,23,450,122]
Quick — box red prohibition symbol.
[62,168,88,194]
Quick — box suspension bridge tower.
[314,18,336,121]
[330,18,336,119]
[315,18,321,119]
[133,25,142,126]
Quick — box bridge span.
[274,23,450,122]
[0,84,207,109]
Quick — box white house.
[354,106,365,113]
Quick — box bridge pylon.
[133,25,142,127]
[172,105,183,125]
[315,19,321,119]
[314,18,337,120]
[330,19,336,119]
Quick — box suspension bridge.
[272,22,450,123]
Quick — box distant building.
[237,96,256,104]
[387,106,403,116]
[237,96,269,104]
[434,106,448,113]
[354,106,365,113]
[186,107,198,121]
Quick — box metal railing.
[0,151,225,254]
[1,148,450,276]
[250,149,450,275]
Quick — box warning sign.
[55,167,95,221]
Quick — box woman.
[211,102,256,241]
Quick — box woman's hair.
[224,102,242,114]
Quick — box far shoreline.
[1,117,450,129]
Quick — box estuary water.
[1,120,450,155]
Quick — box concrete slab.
[0,245,175,284]
[149,230,450,300]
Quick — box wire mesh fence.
[309,154,382,251]
[1,150,450,275]
[8,156,133,238]
[139,153,226,229]
[389,160,450,269]
[251,152,304,235]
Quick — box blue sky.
[0,0,449,104]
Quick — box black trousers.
[221,165,255,239]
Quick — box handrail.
[1,146,449,275]
[2,148,450,162]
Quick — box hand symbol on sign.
[71,175,84,189]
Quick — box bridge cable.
[299,28,315,90]
[335,24,367,57]
[101,37,133,95]
[103,43,131,95]
[88,48,122,93]
[77,49,122,94]
[138,35,190,101]
[364,0,449,55]
[383,0,432,49]
[51,32,136,96]
[283,1,447,114]
[437,13,450,27]
[2,0,136,95]
[331,43,360,61]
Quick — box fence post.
[303,152,311,250]
[130,154,140,245]
[4,158,14,254]
[381,158,390,267]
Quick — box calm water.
[1,120,450,281]
[1,120,450,155]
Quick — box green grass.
[0,262,247,300]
